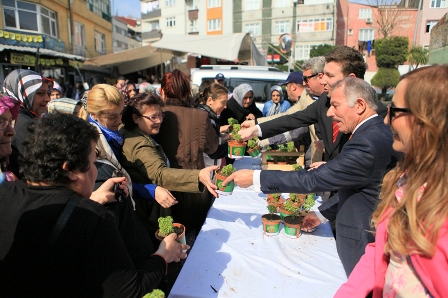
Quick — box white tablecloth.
[169,157,347,297]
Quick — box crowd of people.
[0,45,447,297]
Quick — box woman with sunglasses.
[120,92,217,235]
[336,65,448,297]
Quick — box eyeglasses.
[303,73,319,84]
[388,102,412,123]
[141,113,165,123]
[0,118,15,130]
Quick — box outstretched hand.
[199,165,219,198]
[222,169,255,189]
[155,186,177,208]
[238,126,259,141]
[301,211,322,232]
[241,120,255,129]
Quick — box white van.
[190,65,290,110]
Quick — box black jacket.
[219,97,263,126]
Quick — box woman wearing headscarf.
[47,98,88,120]
[219,83,262,125]
[262,85,290,117]
[0,94,20,182]
[50,81,64,100]
[3,69,52,177]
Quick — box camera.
[112,170,125,202]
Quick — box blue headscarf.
[88,115,123,159]
[267,85,284,116]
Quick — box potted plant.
[286,142,296,152]
[215,164,237,195]
[293,164,304,171]
[143,289,165,298]
[228,133,247,159]
[301,194,316,217]
[283,200,303,238]
[261,205,281,236]
[246,138,261,158]
[155,216,186,244]
[267,193,284,212]
[287,193,306,207]
[277,144,288,152]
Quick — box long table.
[169,157,347,297]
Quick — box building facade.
[0,0,113,83]
[417,0,448,48]
[234,0,337,63]
[112,16,142,53]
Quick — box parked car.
[190,65,290,110]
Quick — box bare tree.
[369,0,418,38]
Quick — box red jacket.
[335,208,448,297]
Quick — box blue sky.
[113,0,141,18]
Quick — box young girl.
[335,65,448,297]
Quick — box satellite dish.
[278,33,293,54]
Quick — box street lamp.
[289,0,298,72]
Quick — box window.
[166,0,175,6]
[426,20,438,33]
[296,45,314,61]
[113,40,118,47]
[86,0,110,21]
[275,0,289,7]
[121,42,127,50]
[166,17,176,27]
[297,18,332,32]
[2,0,58,37]
[245,23,260,36]
[190,20,198,32]
[359,28,374,41]
[208,0,221,7]
[94,31,105,54]
[121,29,126,36]
[113,25,118,33]
[74,22,85,47]
[208,18,221,31]
[245,0,260,10]
[430,0,446,7]
[348,28,353,35]
[275,21,290,34]
[359,9,372,19]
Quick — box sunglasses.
[303,73,319,83]
[388,102,412,123]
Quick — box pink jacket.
[335,209,448,298]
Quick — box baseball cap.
[278,71,303,86]
[215,73,225,81]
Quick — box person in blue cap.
[214,73,225,86]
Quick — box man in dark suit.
[223,77,400,276]
[240,46,387,164]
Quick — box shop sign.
[69,60,84,69]
[10,52,36,66]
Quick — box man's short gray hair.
[333,77,378,111]
[302,56,326,75]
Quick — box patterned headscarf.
[233,83,253,108]
[0,94,20,120]
[3,69,52,116]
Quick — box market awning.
[151,33,266,66]
[83,46,172,74]
[0,44,85,61]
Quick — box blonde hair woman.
[336,65,448,297]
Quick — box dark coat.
[219,96,263,126]
[258,92,388,162]
[260,116,400,276]
[153,103,219,232]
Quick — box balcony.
[188,31,199,35]
[188,9,198,20]
[142,8,161,19]
[142,30,162,40]
[73,45,87,58]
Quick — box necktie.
[332,122,339,143]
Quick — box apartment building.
[140,0,233,46]
[112,16,142,53]
[417,0,448,48]
[234,0,337,62]
[0,0,113,82]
